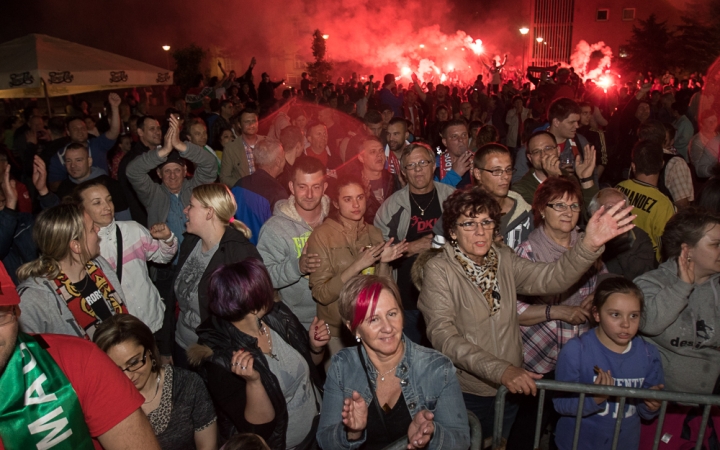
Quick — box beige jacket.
[418,239,603,397]
[307,217,385,336]
[219,135,265,187]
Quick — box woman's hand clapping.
[407,410,435,449]
[343,391,368,440]
[309,316,330,351]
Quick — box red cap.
[0,262,20,306]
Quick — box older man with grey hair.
[234,138,288,210]
[588,188,657,280]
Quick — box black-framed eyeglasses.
[456,219,496,231]
[547,202,581,213]
[477,167,517,177]
[529,145,558,157]
[404,159,432,171]
[0,306,17,327]
[121,348,148,373]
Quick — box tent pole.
[40,77,52,118]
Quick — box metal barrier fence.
[492,379,720,450]
[382,410,483,450]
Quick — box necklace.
[143,373,161,404]
[258,319,279,360]
[378,365,398,382]
[409,188,436,216]
[75,273,91,291]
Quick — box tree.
[172,44,208,93]
[672,0,720,73]
[306,30,333,83]
[619,14,673,76]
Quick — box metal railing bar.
[693,404,712,450]
[533,388,546,449]
[652,401,668,450]
[572,393,585,450]
[611,396,626,450]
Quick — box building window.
[596,9,609,21]
[622,8,636,20]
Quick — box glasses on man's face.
[404,159,432,171]
[456,219,496,232]
[529,145,558,157]
[121,348,148,373]
[477,167,517,177]
[0,307,17,327]
[447,133,469,142]
[547,202,581,213]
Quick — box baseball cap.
[158,150,187,170]
[0,263,20,306]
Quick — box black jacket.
[188,302,323,449]
[174,226,262,322]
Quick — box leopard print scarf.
[453,243,501,315]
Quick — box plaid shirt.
[243,136,257,175]
[663,148,694,203]
[515,240,606,374]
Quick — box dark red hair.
[531,177,583,227]
[351,282,382,332]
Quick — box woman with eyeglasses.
[507,177,609,448]
[94,314,217,450]
[416,186,635,444]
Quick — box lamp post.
[519,27,529,74]
[162,45,171,70]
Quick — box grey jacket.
[374,181,456,242]
[256,196,330,329]
[17,256,126,338]
[126,142,218,227]
[636,258,720,394]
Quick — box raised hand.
[575,144,597,181]
[342,391,368,438]
[299,243,322,275]
[380,238,409,263]
[452,152,473,177]
[1,165,17,210]
[309,316,331,351]
[643,384,664,411]
[541,153,562,177]
[583,200,636,252]
[407,410,435,449]
[355,242,385,271]
[678,246,695,285]
[168,116,187,152]
[593,368,613,404]
[501,365,543,396]
[108,92,122,108]
[32,156,49,196]
[150,223,172,241]
[231,349,260,382]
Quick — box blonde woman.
[173,183,261,367]
[17,203,128,339]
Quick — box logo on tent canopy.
[110,71,128,83]
[9,72,34,87]
[157,72,171,83]
[48,71,74,84]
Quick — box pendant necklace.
[143,373,161,404]
[409,189,436,216]
[258,319,279,360]
[378,365,398,382]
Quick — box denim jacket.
[316,337,470,449]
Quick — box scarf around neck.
[453,243,502,315]
[0,333,95,450]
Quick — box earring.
[541,215,545,219]
[152,358,157,368]
[356,335,361,343]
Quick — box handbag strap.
[356,345,389,436]
[115,226,123,284]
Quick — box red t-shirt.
[0,334,143,450]
[306,146,329,167]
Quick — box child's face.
[593,293,642,353]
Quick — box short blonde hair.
[192,183,251,239]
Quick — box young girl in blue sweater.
[553,277,665,450]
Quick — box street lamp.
[536,37,543,43]
[322,34,329,40]
[519,28,529,74]
[161,45,171,70]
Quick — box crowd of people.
[1,57,720,450]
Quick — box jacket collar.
[98,219,118,240]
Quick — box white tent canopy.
[0,34,172,99]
